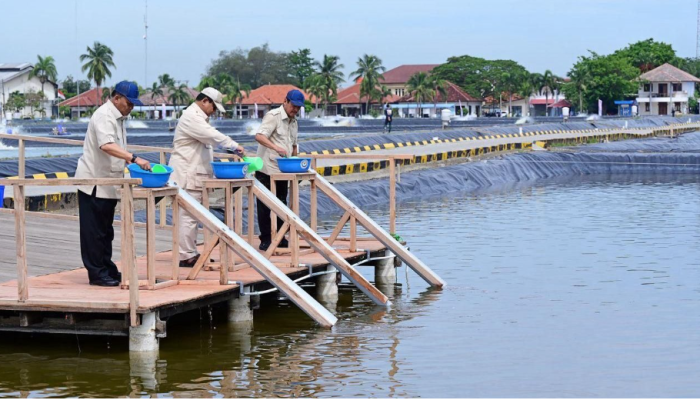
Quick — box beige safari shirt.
[168,102,240,190]
[256,106,298,175]
[75,101,127,199]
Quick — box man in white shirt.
[76,81,151,287]
[169,87,246,267]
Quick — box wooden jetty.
[0,146,444,351]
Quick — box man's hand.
[275,146,288,158]
[236,145,246,156]
[135,157,152,171]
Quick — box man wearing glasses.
[75,81,151,287]
[254,89,304,251]
[169,87,246,267]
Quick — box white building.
[0,63,59,120]
[636,63,700,116]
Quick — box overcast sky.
[1,0,696,88]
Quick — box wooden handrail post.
[18,139,25,179]
[15,184,27,301]
[159,151,167,228]
[389,159,396,234]
[121,183,139,326]
[310,178,317,232]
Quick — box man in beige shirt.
[254,89,303,251]
[75,81,151,287]
[169,87,245,266]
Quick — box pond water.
[2,174,700,397]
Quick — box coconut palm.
[149,82,164,119]
[428,75,448,117]
[350,54,386,115]
[28,55,58,94]
[80,42,116,105]
[567,67,588,114]
[222,79,250,119]
[407,72,434,118]
[168,83,190,117]
[304,74,325,111]
[101,86,113,104]
[314,55,345,115]
[542,70,555,116]
[518,79,534,116]
[158,74,175,89]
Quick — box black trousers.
[78,188,120,282]
[384,119,392,133]
[255,171,289,243]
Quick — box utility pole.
[144,0,148,117]
[696,0,700,59]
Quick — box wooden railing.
[0,178,142,326]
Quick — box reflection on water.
[2,174,700,396]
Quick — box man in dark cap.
[254,89,304,251]
[75,81,151,286]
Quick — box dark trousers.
[255,171,288,243]
[78,188,120,282]
[384,119,392,133]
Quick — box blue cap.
[113,81,143,106]
[286,89,305,107]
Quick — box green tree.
[500,71,528,116]
[407,72,434,118]
[350,54,386,115]
[7,91,25,113]
[148,82,164,119]
[28,55,58,94]
[428,74,449,116]
[101,86,113,104]
[80,41,115,105]
[158,73,176,88]
[221,79,250,119]
[565,51,639,113]
[168,83,191,117]
[61,75,91,98]
[314,55,344,115]
[205,44,292,89]
[432,55,528,101]
[287,48,315,87]
[613,38,677,72]
[304,74,325,110]
[561,64,589,113]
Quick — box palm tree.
[314,55,345,115]
[428,75,448,117]
[406,72,434,118]
[28,55,58,94]
[158,74,175,89]
[350,54,386,115]
[80,42,115,105]
[542,70,555,116]
[304,74,325,111]
[567,67,588,114]
[101,86,113,104]
[222,79,250,119]
[149,82,164,119]
[518,79,534,116]
[168,83,190,118]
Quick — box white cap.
[200,87,226,113]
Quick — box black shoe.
[89,277,120,287]
[110,272,122,281]
[259,241,271,251]
[278,238,289,248]
[179,254,200,268]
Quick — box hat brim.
[214,102,226,113]
[127,97,144,106]
[290,100,305,107]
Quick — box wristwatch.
[130,154,137,163]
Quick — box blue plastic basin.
[277,157,312,173]
[128,163,173,188]
[0,185,4,208]
[211,162,250,179]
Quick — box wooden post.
[159,152,167,228]
[121,184,139,327]
[270,177,277,234]
[310,178,317,232]
[350,215,357,252]
[14,185,27,301]
[171,193,180,280]
[146,191,156,287]
[202,188,212,264]
[247,186,255,243]
[235,188,243,236]
[389,159,396,235]
[18,139,25,179]
[222,184,233,283]
[290,179,300,267]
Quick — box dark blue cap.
[286,89,305,107]
[113,81,143,106]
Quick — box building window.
[643,83,651,92]
[675,102,681,111]
[672,83,682,92]
[645,103,650,112]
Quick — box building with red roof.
[240,84,314,118]
[394,81,482,118]
[58,87,108,118]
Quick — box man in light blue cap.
[254,89,304,251]
[75,81,151,287]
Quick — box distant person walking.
[75,81,150,287]
[383,105,392,134]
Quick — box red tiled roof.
[483,92,525,104]
[529,98,557,105]
[550,99,572,108]
[59,87,105,107]
[399,81,480,103]
[139,87,199,106]
[639,63,700,83]
[240,84,315,105]
[334,83,402,105]
[380,64,440,84]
